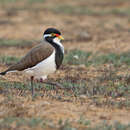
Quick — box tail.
[0,71,7,76]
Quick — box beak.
[58,35,64,40]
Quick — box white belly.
[24,51,56,80]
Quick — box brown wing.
[6,42,54,72]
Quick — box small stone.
[79,95,87,99]
[73,55,79,59]
[39,101,50,106]
[77,31,92,41]
[78,64,86,68]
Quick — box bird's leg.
[31,76,34,97]
[42,81,64,89]
[39,78,64,94]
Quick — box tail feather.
[0,71,7,75]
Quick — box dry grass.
[0,0,130,129]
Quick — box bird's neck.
[45,37,64,69]
[45,37,64,54]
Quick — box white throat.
[44,34,64,54]
[53,37,64,53]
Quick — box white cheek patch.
[43,34,51,39]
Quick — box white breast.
[24,50,56,80]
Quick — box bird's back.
[4,41,54,73]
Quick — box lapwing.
[0,28,64,96]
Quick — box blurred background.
[0,0,130,129]
[0,0,130,53]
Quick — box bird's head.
[43,28,64,43]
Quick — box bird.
[0,28,64,96]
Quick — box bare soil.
[0,0,130,129]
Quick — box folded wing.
[2,42,54,74]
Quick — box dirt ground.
[0,0,130,129]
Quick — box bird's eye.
[51,33,56,36]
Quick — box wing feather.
[6,42,54,72]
